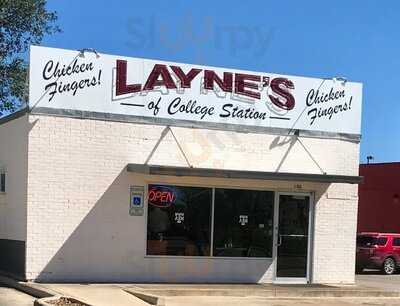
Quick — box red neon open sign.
[148,185,176,208]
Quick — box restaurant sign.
[29,46,363,134]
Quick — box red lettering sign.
[148,185,176,208]
[115,61,296,111]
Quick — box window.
[146,185,275,258]
[147,184,212,256]
[393,238,400,247]
[0,172,5,193]
[213,188,274,258]
[357,236,387,247]
[375,237,388,246]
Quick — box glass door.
[274,193,312,283]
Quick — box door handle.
[277,234,307,247]
[281,234,308,238]
[277,235,282,246]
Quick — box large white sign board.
[29,46,362,135]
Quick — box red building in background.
[358,163,400,233]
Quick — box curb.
[0,275,59,298]
[0,275,90,306]
[124,289,166,306]
[34,296,91,306]
[274,289,400,298]
[121,287,400,298]
[33,296,54,306]
[34,296,62,306]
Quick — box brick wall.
[0,114,29,277]
[313,183,358,283]
[25,114,359,283]
[0,114,28,241]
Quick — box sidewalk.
[36,283,150,306]
[2,275,400,306]
[0,275,149,306]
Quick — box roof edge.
[0,108,28,126]
[360,162,400,166]
[30,107,362,143]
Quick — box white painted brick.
[0,113,360,283]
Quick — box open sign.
[148,185,176,208]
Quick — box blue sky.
[42,0,399,163]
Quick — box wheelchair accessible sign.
[130,186,144,216]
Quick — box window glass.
[393,238,400,246]
[0,173,5,192]
[213,188,274,258]
[147,184,212,256]
[376,237,387,246]
[357,236,387,247]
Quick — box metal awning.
[127,164,363,184]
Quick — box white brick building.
[0,46,362,284]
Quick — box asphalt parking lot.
[356,270,400,292]
[0,285,35,306]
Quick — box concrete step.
[125,287,400,298]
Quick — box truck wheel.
[356,265,364,274]
[383,257,396,275]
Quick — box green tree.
[0,0,59,115]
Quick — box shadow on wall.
[269,135,298,172]
[0,114,38,279]
[35,168,275,283]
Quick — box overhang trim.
[127,164,363,184]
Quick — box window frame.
[144,181,276,260]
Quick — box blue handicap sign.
[132,196,142,206]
